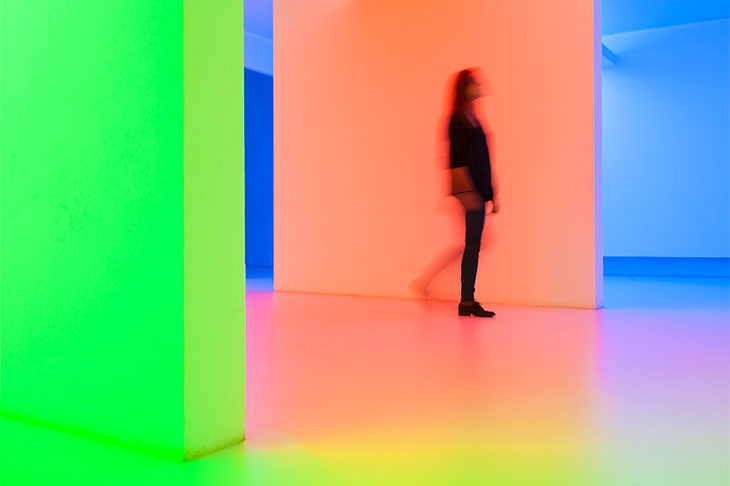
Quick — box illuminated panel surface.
[0,0,244,458]
[274,0,602,308]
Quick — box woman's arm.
[485,124,499,214]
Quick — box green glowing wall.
[0,0,244,459]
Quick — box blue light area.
[245,31,273,76]
[602,20,730,259]
[245,68,274,269]
[244,0,273,39]
[602,275,729,310]
[602,0,729,35]
[244,0,273,75]
[244,0,274,272]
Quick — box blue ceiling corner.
[602,0,730,35]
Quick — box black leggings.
[461,208,485,302]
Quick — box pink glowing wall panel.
[275,0,602,308]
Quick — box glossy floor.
[2,276,728,485]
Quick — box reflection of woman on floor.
[449,69,499,317]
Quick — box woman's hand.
[488,197,500,215]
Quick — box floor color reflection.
[1,276,728,485]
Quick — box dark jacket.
[449,113,494,202]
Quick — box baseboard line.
[603,257,729,278]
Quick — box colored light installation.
[274,0,603,308]
[0,0,245,459]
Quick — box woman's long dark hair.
[452,69,475,114]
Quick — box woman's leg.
[460,207,485,302]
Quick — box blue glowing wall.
[602,20,730,258]
[244,68,274,268]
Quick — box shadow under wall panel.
[0,0,244,459]
[274,0,602,308]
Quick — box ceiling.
[243,0,730,40]
[602,0,729,35]
[245,0,273,39]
